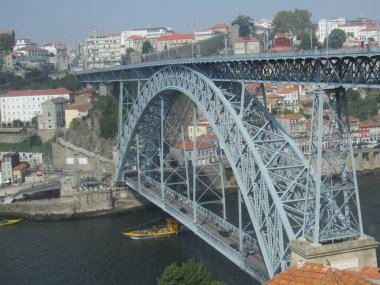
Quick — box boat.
[0,218,22,226]
[122,218,181,239]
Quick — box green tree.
[12,119,24,128]
[272,9,314,40]
[142,41,153,54]
[231,15,256,37]
[29,134,43,147]
[324,29,346,49]
[157,258,226,285]
[299,26,319,49]
[92,96,118,139]
[368,37,375,42]
[31,116,38,128]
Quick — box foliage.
[347,88,379,121]
[324,29,346,49]
[31,116,38,127]
[157,258,226,285]
[92,96,118,139]
[0,32,15,52]
[368,37,375,42]
[142,41,153,54]
[70,118,80,130]
[12,119,24,128]
[28,134,43,147]
[0,71,82,92]
[231,15,256,37]
[299,26,319,49]
[272,9,314,40]
[0,138,52,154]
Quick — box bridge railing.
[144,176,259,249]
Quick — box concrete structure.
[17,47,49,68]
[80,33,121,69]
[0,88,72,125]
[38,97,70,130]
[64,103,91,128]
[233,37,262,54]
[289,236,378,271]
[318,18,346,43]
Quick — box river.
[0,173,379,285]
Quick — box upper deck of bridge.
[75,47,380,88]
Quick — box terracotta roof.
[358,266,380,282]
[2,88,72,97]
[236,37,259,43]
[67,103,91,111]
[159,33,194,41]
[267,94,285,99]
[13,163,29,170]
[359,121,380,128]
[209,23,229,29]
[176,141,214,150]
[76,93,92,98]
[265,262,374,285]
[370,114,380,120]
[277,88,298,94]
[276,114,304,120]
[127,35,145,40]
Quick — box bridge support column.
[289,236,378,270]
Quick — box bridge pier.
[289,236,378,270]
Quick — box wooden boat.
[0,218,22,226]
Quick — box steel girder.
[76,52,380,88]
[116,66,318,278]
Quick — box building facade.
[233,37,262,54]
[0,88,72,125]
[318,18,346,43]
[65,103,91,128]
[38,97,70,130]
[81,33,122,69]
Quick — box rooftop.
[159,33,194,41]
[2,88,72,97]
[66,103,91,111]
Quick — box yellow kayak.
[0,218,22,226]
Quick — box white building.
[358,28,378,41]
[337,23,366,39]
[80,33,122,69]
[13,38,37,51]
[0,88,72,125]
[318,18,346,43]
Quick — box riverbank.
[0,188,151,220]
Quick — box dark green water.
[0,174,379,285]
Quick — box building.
[157,33,195,52]
[359,121,380,143]
[80,32,122,69]
[266,94,285,114]
[12,162,29,183]
[276,88,299,105]
[338,23,366,39]
[13,38,36,51]
[176,135,218,166]
[1,152,20,184]
[270,34,293,52]
[276,114,308,151]
[233,37,262,54]
[65,103,92,128]
[317,18,346,43]
[188,120,214,140]
[40,42,68,70]
[0,88,72,125]
[75,93,92,104]
[17,47,49,68]
[38,97,70,130]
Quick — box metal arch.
[116,66,317,277]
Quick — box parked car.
[229,243,239,251]
[246,246,255,255]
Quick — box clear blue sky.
[1,0,379,45]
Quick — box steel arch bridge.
[75,51,379,282]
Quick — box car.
[246,246,255,255]
[229,243,239,251]
[219,229,229,237]
[179,207,187,214]
[144,181,151,188]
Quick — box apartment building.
[318,18,346,43]
[0,88,72,125]
[81,33,122,69]
[65,103,92,128]
[233,37,262,54]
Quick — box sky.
[1,0,380,46]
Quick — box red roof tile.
[176,141,214,150]
[2,88,72,97]
[13,163,29,170]
[127,35,145,40]
[159,33,194,41]
[265,262,374,285]
[67,103,91,111]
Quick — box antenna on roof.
[91,23,103,38]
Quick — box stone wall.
[52,138,114,172]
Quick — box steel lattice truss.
[116,66,321,278]
[76,52,380,88]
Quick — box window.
[48,112,51,117]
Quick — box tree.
[231,15,256,37]
[29,134,42,147]
[368,37,375,42]
[31,116,38,128]
[325,29,346,49]
[299,25,319,49]
[272,9,314,40]
[142,41,153,54]
[157,258,226,285]
[12,119,24,128]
